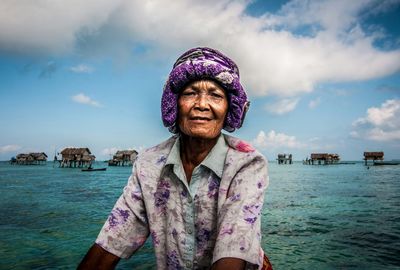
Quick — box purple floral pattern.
[230,193,241,202]
[243,204,262,225]
[207,176,219,199]
[257,181,263,189]
[161,47,249,133]
[131,188,142,201]
[219,224,234,236]
[96,134,268,269]
[108,207,130,229]
[196,227,212,251]
[154,179,170,213]
[157,155,167,165]
[151,230,160,246]
[166,250,182,270]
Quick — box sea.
[0,160,399,270]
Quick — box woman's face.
[178,80,228,140]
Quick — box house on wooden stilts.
[59,148,95,168]
[108,150,138,166]
[15,152,48,165]
[363,152,383,166]
[277,154,293,164]
[304,153,340,165]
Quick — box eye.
[210,91,225,99]
[211,93,223,98]
[181,90,196,96]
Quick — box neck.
[179,133,220,183]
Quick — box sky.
[0,0,400,161]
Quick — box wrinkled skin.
[178,80,228,140]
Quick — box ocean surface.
[0,161,399,269]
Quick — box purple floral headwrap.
[161,47,249,133]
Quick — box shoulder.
[134,136,177,171]
[219,134,269,204]
[221,134,268,183]
[223,134,267,164]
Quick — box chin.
[182,127,221,140]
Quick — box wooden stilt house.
[108,150,138,166]
[304,153,340,165]
[31,152,48,164]
[363,152,383,166]
[15,152,48,165]
[59,148,95,168]
[277,154,293,164]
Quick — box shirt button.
[186,261,192,268]
[188,197,193,203]
[187,228,193,234]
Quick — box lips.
[190,116,212,121]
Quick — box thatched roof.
[364,152,384,158]
[114,150,138,159]
[310,153,340,160]
[311,153,329,159]
[30,152,48,158]
[16,153,30,159]
[60,148,91,155]
[16,153,43,161]
[115,150,137,156]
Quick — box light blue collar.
[165,133,228,178]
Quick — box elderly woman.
[79,47,271,270]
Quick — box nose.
[195,93,209,111]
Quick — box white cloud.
[349,131,360,138]
[253,130,306,149]
[72,93,101,107]
[351,99,400,141]
[308,137,320,142]
[308,97,321,109]
[0,144,21,154]
[366,128,400,141]
[0,0,399,97]
[101,147,118,157]
[265,98,299,115]
[70,64,94,73]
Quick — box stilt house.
[304,153,340,165]
[59,148,95,168]
[15,152,48,165]
[277,154,293,164]
[363,152,384,165]
[108,150,138,166]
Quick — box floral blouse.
[96,133,268,269]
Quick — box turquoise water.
[0,161,399,269]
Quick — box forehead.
[185,79,225,91]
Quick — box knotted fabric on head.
[161,47,250,133]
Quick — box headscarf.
[161,47,249,133]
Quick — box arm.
[78,243,120,270]
[213,152,268,268]
[82,161,149,265]
[212,257,246,270]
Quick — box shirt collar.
[165,136,182,167]
[165,133,228,178]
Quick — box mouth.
[189,116,212,122]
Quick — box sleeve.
[95,161,150,259]
[212,153,268,269]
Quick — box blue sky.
[0,0,399,161]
